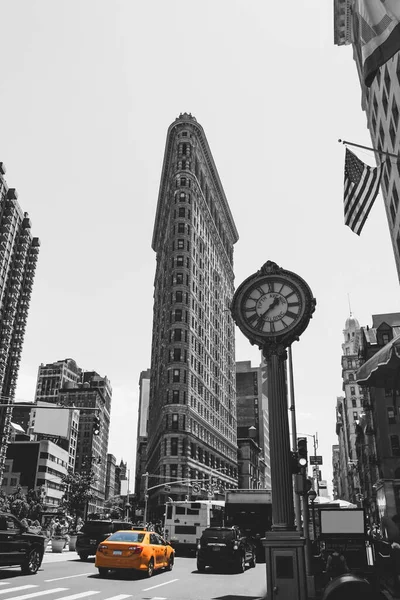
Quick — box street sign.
[310,455,323,465]
[164,485,171,493]
[192,483,200,494]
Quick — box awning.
[356,334,400,387]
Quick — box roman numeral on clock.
[247,313,259,325]
[285,311,298,320]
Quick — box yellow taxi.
[95,529,175,578]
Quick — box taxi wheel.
[21,548,41,575]
[145,558,154,578]
[166,556,174,571]
[249,551,256,568]
[98,568,108,578]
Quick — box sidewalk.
[43,543,79,563]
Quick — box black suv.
[196,526,256,573]
[76,519,130,560]
[0,512,46,574]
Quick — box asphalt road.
[0,550,268,600]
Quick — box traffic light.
[93,415,101,436]
[290,451,301,474]
[297,437,308,468]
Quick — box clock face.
[241,278,303,335]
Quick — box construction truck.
[225,489,272,560]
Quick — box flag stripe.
[346,166,380,227]
[352,171,381,235]
[343,148,382,236]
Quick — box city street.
[0,550,267,600]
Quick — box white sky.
[1,1,399,496]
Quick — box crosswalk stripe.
[0,583,9,587]
[45,573,93,582]
[0,586,36,595]
[4,588,68,600]
[52,592,99,600]
[103,596,133,600]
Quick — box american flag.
[344,148,382,235]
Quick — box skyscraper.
[0,163,40,484]
[235,360,271,489]
[334,1,400,281]
[33,359,112,513]
[146,113,239,516]
[134,369,150,510]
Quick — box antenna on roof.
[348,293,352,317]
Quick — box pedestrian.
[326,549,350,580]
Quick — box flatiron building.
[147,113,239,515]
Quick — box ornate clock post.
[231,260,316,600]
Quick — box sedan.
[95,529,174,578]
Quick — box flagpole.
[338,139,399,160]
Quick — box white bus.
[164,499,225,554]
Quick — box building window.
[180,178,186,187]
[176,273,183,284]
[350,386,356,395]
[176,255,184,267]
[349,373,354,381]
[174,329,182,341]
[178,208,185,218]
[177,223,185,234]
[172,414,179,430]
[352,399,357,408]
[391,201,396,224]
[177,239,184,249]
[173,369,180,382]
[382,333,390,345]
[173,348,181,361]
[170,464,178,478]
[175,309,182,322]
[172,390,179,403]
[175,291,183,303]
[179,192,186,202]
[353,411,358,421]
[388,407,396,424]
[393,100,399,127]
[171,438,178,455]
[391,435,400,456]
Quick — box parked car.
[95,529,174,578]
[0,512,46,574]
[76,519,130,560]
[196,526,256,573]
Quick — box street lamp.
[308,489,317,544]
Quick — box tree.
[60,469,96,528]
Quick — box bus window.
[187,508,199,516]
[166,505,173,520]
[176,507,186,515]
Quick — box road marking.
[0,585,36,595]
[142,578,179,591]
[45,573,93,582]
[102,596,133,600]
[51,592,99,600]
[3,588,68,600]
[0,583,9,586]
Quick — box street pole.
[143,471,149,525]
[313,434,320,496]
[288,345,302,534]
[301,491,312,576]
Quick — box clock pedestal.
[230,261,316,600]
[264,345,295,530]
[261,344,307,600]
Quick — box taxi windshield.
[107,531,145,543]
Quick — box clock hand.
[265,296,280,314]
